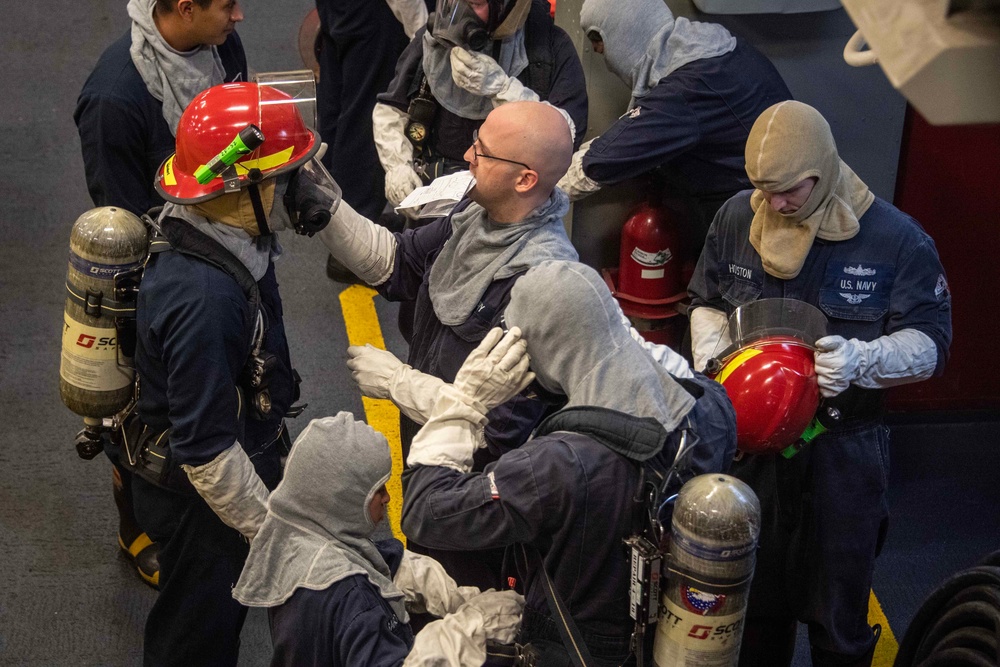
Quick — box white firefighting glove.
[450,47,541,107]
[453,327,534,410]
[385,0,428,39]
[386,164,424,212]
[545,103,577,145]
[611,300,694,378]
[394,550,481,617]
[813,329,937,398]
[316,198,397,285]
[689,306,733,373]
[181,443,269,541]
[373,102,423,213]
[402,590,525,667]
[556,138,602,201]
[407,328,534,472]
[346,345,446,424]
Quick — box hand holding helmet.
[814,335,864,398]
[283,157,341,237]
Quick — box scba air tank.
[653,474,760,667]
[60,207,148,420]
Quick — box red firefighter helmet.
[156,82,319,204]
[708,299,828,454]
[714,337,820,454]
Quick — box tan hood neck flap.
[745,101,874,280]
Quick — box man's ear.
[177,0,195,20]
[514,170,539,194]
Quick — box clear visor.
[253,70,318,130]
[436,0,476,24]
[713,298,828,360]
[297,155,343,216]
[728,298,828,347]
[433,0,489,49]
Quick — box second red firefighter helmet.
[708,299,828,454]
[156,82,319,204]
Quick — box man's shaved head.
[465,101,574,221]
[488,102,574,191]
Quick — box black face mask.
[282,158,342,237]
[432,0,491,50]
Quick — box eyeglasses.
[471,130,532,171]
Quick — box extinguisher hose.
[893,552,1000,667]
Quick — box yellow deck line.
[339,285,405,544]
[869,590,899,665]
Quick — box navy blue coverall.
[315,0,416,220]
[582,39,790,251]
[402,383,736,666]
[377,0,589,170]
[378,204,564,590]
[74,31,247,217]
[131,238,296,667]
[689,191,952,664]
[269,540,414,667]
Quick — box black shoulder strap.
[155,215,261,338]
[518,544,596,667]
[156,215,260,313]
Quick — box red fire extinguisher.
[617,201,682,301]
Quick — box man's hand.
[346,345,404,400]
[453,327,534,412]
[450,47,509,97]
[814,335,862,397]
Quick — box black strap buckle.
[84,288,103,317]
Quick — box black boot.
[738,617,797,667]
[811,624,881,667]
[113,466,160,588]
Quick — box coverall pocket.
[428,476,493,520]
[720,276,761,308]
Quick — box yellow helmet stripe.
[191,146,297,181]
[715,348,763,385]
[162,156,177,186]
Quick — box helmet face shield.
[157,82,319,204]
[713,298,828,361]
[253,70,318,130]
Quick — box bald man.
[318,101,577,589]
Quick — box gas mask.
[431,0,532,50]
[282,157,342,237]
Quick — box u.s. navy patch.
[820,261,893,319]
[831,263,887,303]
[681,586,726,615]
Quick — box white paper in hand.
[396,170,476,218]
